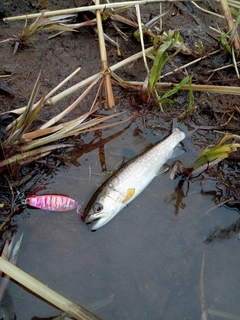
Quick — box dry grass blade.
[160,49,221,78]
[135,4,149,73]
[20,125,65,142]
[191,1,226,19]
[21,13,77,38]
[79,113,136,134]
[1,13,77,54]
[20,102,133,142]
[45,46,154,106]
[0,144,72,169]
[20,102,99,142]
[3,67,81,118]
[228,0,240,9]
[45,67,81,101]
[40,74,103,129]
[20,112,127,152]
[64,112,134,135]
[3,72,43,146]
[0,257,102,320]
[16,72,41,130]
[20,80,104,149]
[0,66,134,171]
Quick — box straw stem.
[3,0,204,22]
[46,46,153,106]
[95,0,115,109]
[126,81,240,95]
[0,257,102,320]
[220,0,240,50]
[45,67,81,100]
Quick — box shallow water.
[7,121,240,320]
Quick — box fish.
[82,128,185,231]
[25,195,81,212]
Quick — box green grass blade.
[149,30,181,89]
[149,41,173,89]
[159,76,194,109]
[192,134,240,170]
[161,76,191,99]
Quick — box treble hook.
[14,190,26,207]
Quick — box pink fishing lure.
[26,195,80,212]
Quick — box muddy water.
[9,120,240,320]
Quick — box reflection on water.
[4,122,240,320]
[204,218,240,244]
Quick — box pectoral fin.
[157,164,169,175]
[122,188,135,203]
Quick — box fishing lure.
[22,194,82,212]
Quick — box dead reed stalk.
[220,0,240,50]
[95,0,115,109]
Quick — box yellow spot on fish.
[122,188,135,203]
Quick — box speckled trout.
[82,128,185,231]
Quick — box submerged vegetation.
[0,0,240,319]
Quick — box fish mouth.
[87,219,100,232]
[85,216,108,231]
[82,215,101,231]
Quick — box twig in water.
[200,252,207,320]
[208,308,240,319]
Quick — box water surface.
[10,121,240,320]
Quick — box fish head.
[82,188,124,231]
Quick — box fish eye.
[93,203,103,213]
